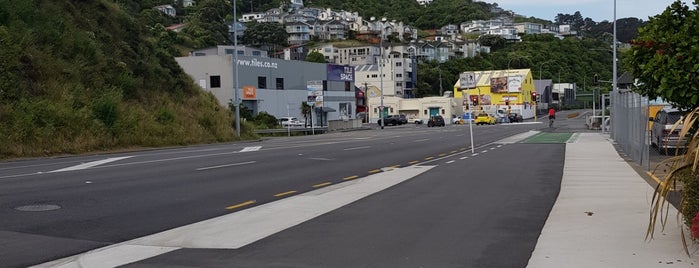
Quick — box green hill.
[0,0,244,159]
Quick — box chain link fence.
[609,90,651,170]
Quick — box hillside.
[0,1,244,159]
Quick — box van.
[650,107,687,151]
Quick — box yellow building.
[453,69,537,119]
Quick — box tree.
[305,51,326,63]
[240,21,288,54]
[180,0,232,48]
[628,0,698,110]
[477,34,506,50]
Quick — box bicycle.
[549,116,555,128]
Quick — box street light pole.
[232,0,240,138]
[379,39,384,129]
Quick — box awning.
[315,107,336,112]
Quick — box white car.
[408,117,424,124]
[279,117,304,127]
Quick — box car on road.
[650,107,687,152]
[408,116,424,124]
[377,115,407,126]
[427,115,445,127]
[475,113,496,125]
[452,117,463,124]
[508,113,524,123]
[279,117,304,127]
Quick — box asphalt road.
[1,116,567,267]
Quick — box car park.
[650,107,687,152]
[427,115,445,127]
[475,113,496,125]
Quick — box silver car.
[650,107,686,151]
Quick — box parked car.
[650,107,687,152]
[508,113,524,123]
[475,113,496,125]
[279,117,304,127]
[408,116,424,124]
[377,115,406,126]
[452,117,463,124]
[427,115,445,127]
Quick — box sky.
[492,0,680,22]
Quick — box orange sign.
[243,86,256,99]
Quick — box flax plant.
[647,107,699,255]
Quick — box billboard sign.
[307,80,323,106]
[490,77,508,93]
[459,72,476,89]
[326,64,355,82]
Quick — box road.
[0,114,584,267]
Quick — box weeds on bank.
[647,107,699,256]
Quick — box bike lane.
[122,142,565,268]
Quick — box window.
[252,51,261,56]
[276,78,284,89]
[395,82,402,87]
[345,81,351,91]
[225,49,235,54]
[323,80,327,91]
[210,75,221,88]
[258,76,267,89]
[396,62,402,67]
[396,73,402,78]
[237,50,244,55]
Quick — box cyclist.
[548,107,556,127]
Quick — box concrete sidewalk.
[527,133,698,267]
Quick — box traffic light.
[531,91,537,101]
[470,95,478,106]
[593,74,599,86]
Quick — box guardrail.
[254,127,328,135]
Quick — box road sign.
[459,72,476,89]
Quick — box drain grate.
[15,204,61,212]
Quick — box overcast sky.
[492,0,680,22]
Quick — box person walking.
[548,107,556,127]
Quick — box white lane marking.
[414,139,429,142]
[446,160,455,164]
[343,146,370,151]
[35,166,434,267]
[459,157,468,160]
[471,153,479,156]
[481,150,488,153]
[240,146,262,152]
[196,161,256,171]
[309,158,332,161]
[497,145,503,148]
[490,147,496,150]
[49,157,133,173]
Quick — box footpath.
[527,111,698,267]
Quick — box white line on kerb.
[344,146,370,151]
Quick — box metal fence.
[609,90,651,170]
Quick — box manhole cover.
[15,204,61,212]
